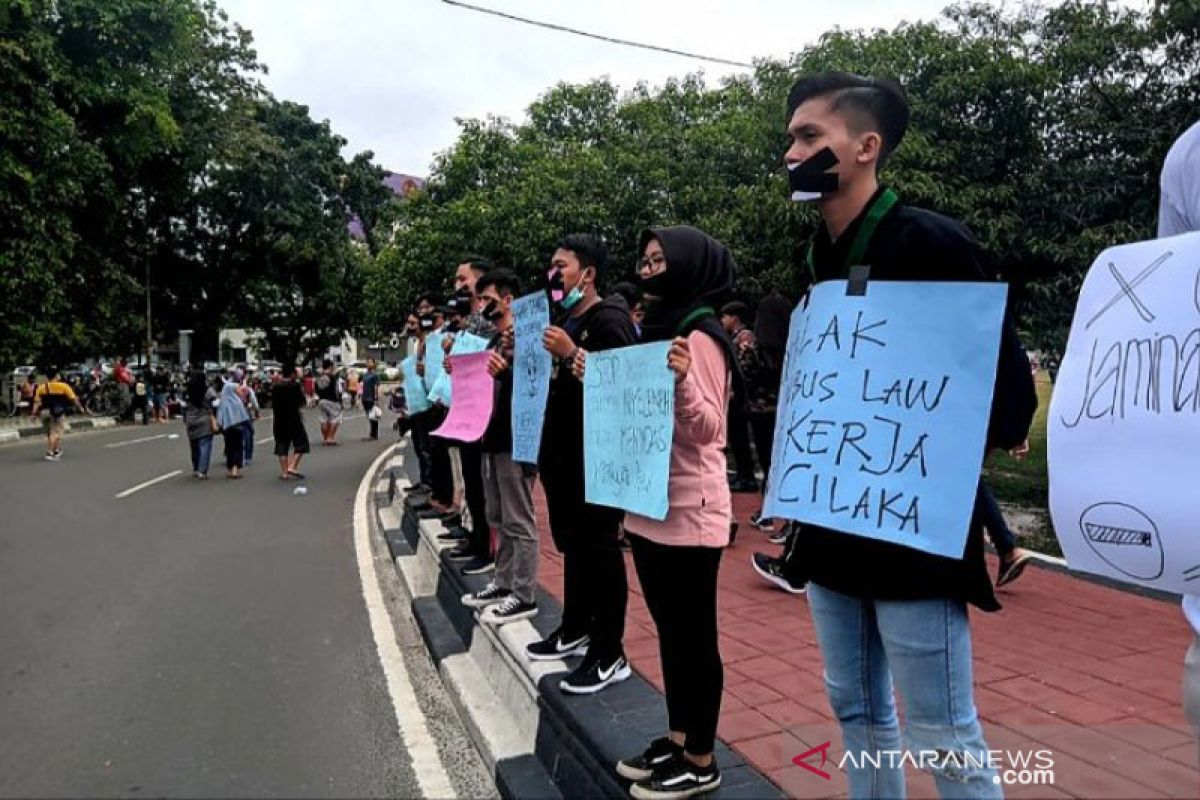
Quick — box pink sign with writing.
[432,350,495,442]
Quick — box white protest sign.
[1048,231,1200,593]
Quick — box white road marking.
[105,433,173,448]
[256,436,274,445]
[353,446,454,798]
[114,470,183,498]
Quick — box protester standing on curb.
[182,369,217,479]
[780,72,1036,798]
[1156,117,1200,756]
[525,234,638,694]
[608,226,739,800]
[31,368,86,461]
[461,270,541,624]
[217,376,251,479]
[361,358,380,441]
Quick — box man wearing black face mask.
[780,72,1036,798]
[524,234,639,695]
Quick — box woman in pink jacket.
[615,226,740,800]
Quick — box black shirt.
[482,348,513,454]
[272,380,306,426]
[315,372,339,402]
[540,298,639,467]
[786,188,1038,611]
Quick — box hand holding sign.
[511,292,552,464]
[667,336,690,383]
[763,280,1006,559]
[431,351,495,442]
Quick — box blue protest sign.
[583,341,674,520]
[427,332,491,406]
[763,280,1007,559]
[401,355,430,415]
[422,332,444,395]
[510,292,552,464]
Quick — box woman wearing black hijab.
[182,369,217,479]
[611,225,739,799]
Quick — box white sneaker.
[461,581,511,608]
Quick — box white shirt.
[1161,120,1200,633]
[1158,119,1200,238]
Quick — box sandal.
[997,551,1033,587]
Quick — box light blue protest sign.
[422,332,444,395]
[763,280,1007,559]
[510,292,552,464]
[427,331,491,406]
[583,341,674,520]
[401,355,430,415]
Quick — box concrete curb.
[0,416,116,442]
[371,451,785,800]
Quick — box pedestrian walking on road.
[182,369,217,479]
[234,368,261,467]
[346,367,360,409]
[31,368,86,461]
[315,360,344,446]
[272,364,309,480]
[361,358,381,441]
[217,376,251,479]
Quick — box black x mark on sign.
[1085,251,1173,330]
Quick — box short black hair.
[460,256,492,276]
[787,72,909,170]
[720,301,751,323]
[610,281,641,309]
[415,294,436,308]
[475,269,521,298]
[556,233,608,276]
[322,359,333,369]
[46,367,60,380]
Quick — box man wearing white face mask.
[524,233,640,695]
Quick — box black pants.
[978,481,1016,555]
[541,450,628,663]
[630,534,723,755]
[748,410,777,494]
[222,422,247,470]
[427,409,453,506]
[727,407,756,481]
[459,441,491,559]
[409,410,434,488]
[363,400,378,439]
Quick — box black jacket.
[785,188,1037,611]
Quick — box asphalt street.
[0,410,493,798]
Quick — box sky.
[216,0,1149,177]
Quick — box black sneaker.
[403,483,430,494]
[630,758,720,800]
[437,526,469,542]
[751,552,806,595]
[419,507,457,520]
[617,737,683,782]
[439,513,463,529]
[479,596,537,625]
[526,629,590,661]
[767,530,789,546]
[560,654,631,695]
[460,557,495,576]
[461,580,511,608]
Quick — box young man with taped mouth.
[526,234,639,694]
[779,72,1037,799]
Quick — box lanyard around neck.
[805,188,899,281]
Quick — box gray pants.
[483,452,538,604]
[1184,634,1200,757]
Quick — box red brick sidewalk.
[532,487,1198,799]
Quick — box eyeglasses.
[640,253,666,270]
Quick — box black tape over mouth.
[788,147,839,199]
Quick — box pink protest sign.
[431,350,495,442]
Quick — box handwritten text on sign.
[510,292,552,464]
[763,281,1006,559]
[427,332,490,406]
[431,351,495,442]
[1049,231,1200,593]
[583,341,674,520]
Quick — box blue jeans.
[807,583,1002,800]
[190,435,213,475]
